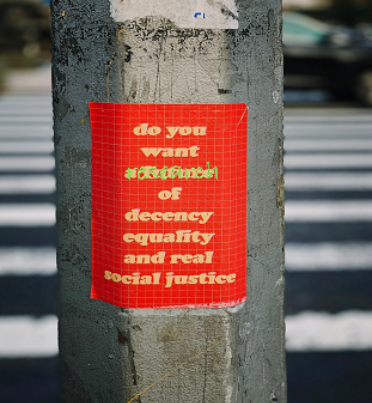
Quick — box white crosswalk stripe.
[0,141,54,154]
[0,204,55,226]
[0,316,58,357]
[285,153,372,169]
[286,243,372,271]
[0,116,52,123]
[0,125,53,139]
[285,124,372,137]
[285,113,372,123]
[0,175,55,194]
[286,200,372,222]
[0,94,51,104]
[0,247,56,275]
[285,172,372,191]
[285,139,372,151]
[0,156,55,171]
[286,311,372,351]
[0,106,52,116]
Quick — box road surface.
[0,89,371,402]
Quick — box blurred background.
[0,0,372,402]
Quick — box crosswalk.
[1,91,372,402]
[0,93,59,402]
[284,109,372,403]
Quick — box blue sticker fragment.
[194,12,206,19]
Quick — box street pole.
[51,1,285,402]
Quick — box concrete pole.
[52,1,285,402]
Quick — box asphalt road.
[0,91,372,402]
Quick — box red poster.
[90,103,247,309]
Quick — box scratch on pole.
[106,29,129,102]
[106,51,116,103]
[127,341,221,403]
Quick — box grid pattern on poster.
[90,103,248,309]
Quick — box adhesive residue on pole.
[90,103,248,309]
[109,0,239,29]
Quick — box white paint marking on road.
[284,154,372,169]
[0,204,55,226]
[286,311,372,351]
[0,106,52,116]
[0,102,51,108]
[110,0,239,29]
[0,127,52,139]
[0,157,55,171]
[0,247,56,275]
[286,200,372,222]
[0,175,56,194]
[0,96,51,104]
[285,114,372,123]
[285,139,372,152]
[0,116,52,123]
[0,141,54,154]
[286,243,372,271]
[284,124,372,137]
[0,105,53,115]
[0,316,58,358]
[285,172,372,191]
